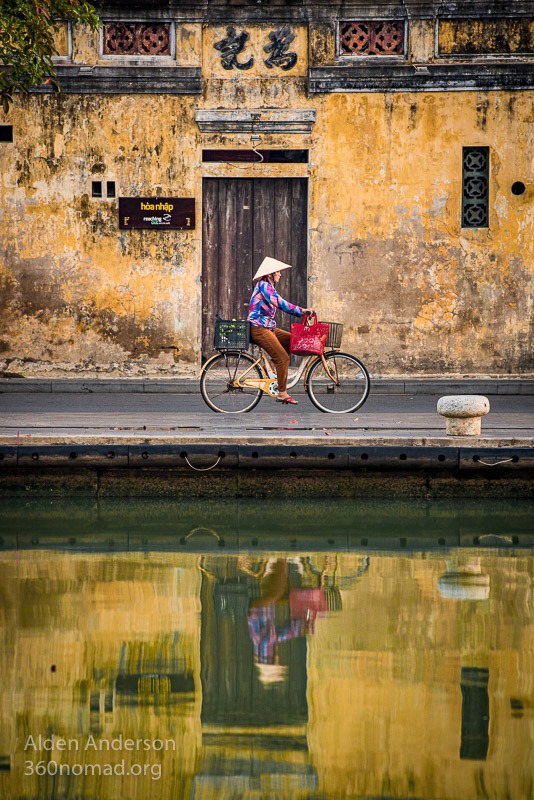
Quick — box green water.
[0,498,533,799]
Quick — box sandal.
[276,395,298,405]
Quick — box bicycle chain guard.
[239,376,279,396]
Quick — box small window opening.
[202,149,309,163]
[340,21,405,56]
[106,180,116,198]
[91,180,103,198]
[511,181,526,196]
[103,23,171,56]
[0,126,13,142]
[462,146,489,228]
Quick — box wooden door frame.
[201,177,308,360]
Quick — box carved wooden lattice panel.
[103,23,171,56]
[340,21,405,55]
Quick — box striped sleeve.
[259,282,303,317]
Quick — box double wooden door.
[202,178,308,359]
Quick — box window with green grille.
[462,147,489,228]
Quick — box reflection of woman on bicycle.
[244,557,326,685]
[239,554,370,684]
[247,256,313,405]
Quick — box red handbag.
[289,588,328,632]
[290,312,330,356]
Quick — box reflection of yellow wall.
[0,549,533,799]
[0,18,532,376]
[0,552,202,800]
[307,553,534,799]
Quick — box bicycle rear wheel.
[200,351,263,413]
[307,352,370,413]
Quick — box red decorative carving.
[139,25,171,56]
[340,21,405,55]
[103,23,171,56]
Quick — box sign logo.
[119,198,195,230]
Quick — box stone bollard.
[437,395,490,436]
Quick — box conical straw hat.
[253,256,292,281]
[256,662,288,684]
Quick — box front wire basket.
[323,321,343,349]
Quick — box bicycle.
[200,319,370,414]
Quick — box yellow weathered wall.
[0,17,532,376]
[51,22,70,59]
[0,93,201,374]
[306,552,534,799]
[0,551,202,799]
[438,18,534,54]
[310,90,533,373]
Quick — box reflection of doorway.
[199,566,309,727]
[201,178,308,359]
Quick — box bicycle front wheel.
[307,352,370,413]
[200,351,263,413]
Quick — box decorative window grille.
[103,23,171,56]
[462,147,489,228]
[340,21,405,56]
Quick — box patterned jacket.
[247,279,303,330]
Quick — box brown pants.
[249,559,289,608]
[250,326,291,392]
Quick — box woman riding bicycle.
[247,256,314,405]
[200,258,370,414]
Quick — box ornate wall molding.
[36,66,201,94]
[195,109,316,133]
[309,62,534,92]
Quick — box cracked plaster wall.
[310,91,534,375]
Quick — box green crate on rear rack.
[214,319,250,350]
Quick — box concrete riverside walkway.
[0,378,531,505]
[0,377,532,449]
[0,377,532,497]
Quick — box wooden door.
[202,178,308,359]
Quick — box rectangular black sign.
[119,197,195,230]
